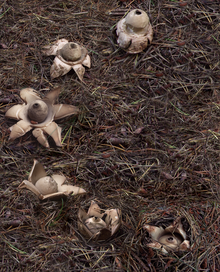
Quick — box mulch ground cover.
[0,0,219,271]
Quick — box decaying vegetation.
[0,0,219,271]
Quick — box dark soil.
[0,0,219,271]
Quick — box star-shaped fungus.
[19,160,86,200]
[143,217,190,254]
[5,87,79,147]
[42,39,91,81]
[78,201,121,241]
[116,9,153,54]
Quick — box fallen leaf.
[161,171,173,180]
[134,127,144,134]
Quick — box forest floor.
[0,0,219,271]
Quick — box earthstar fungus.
[19,160,86,200]
[116,9,153,54]
[42,39,91,81]
[5,87,79,147]
[78,201,121,241]
[143,218,190,254]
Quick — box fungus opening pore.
[28,100,49,123]
[125,9,149,34]
[60,42,81,62]
[33,103,40,108]
[163,232,184,242]
[70,43,77,49]
[135,10,142,15]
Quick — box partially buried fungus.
[5,87,79,148]
[143,217,190,254]
[78,201,121,241]
[42,39,91,81]
[116,9,153,54]
[19,160,86,200]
